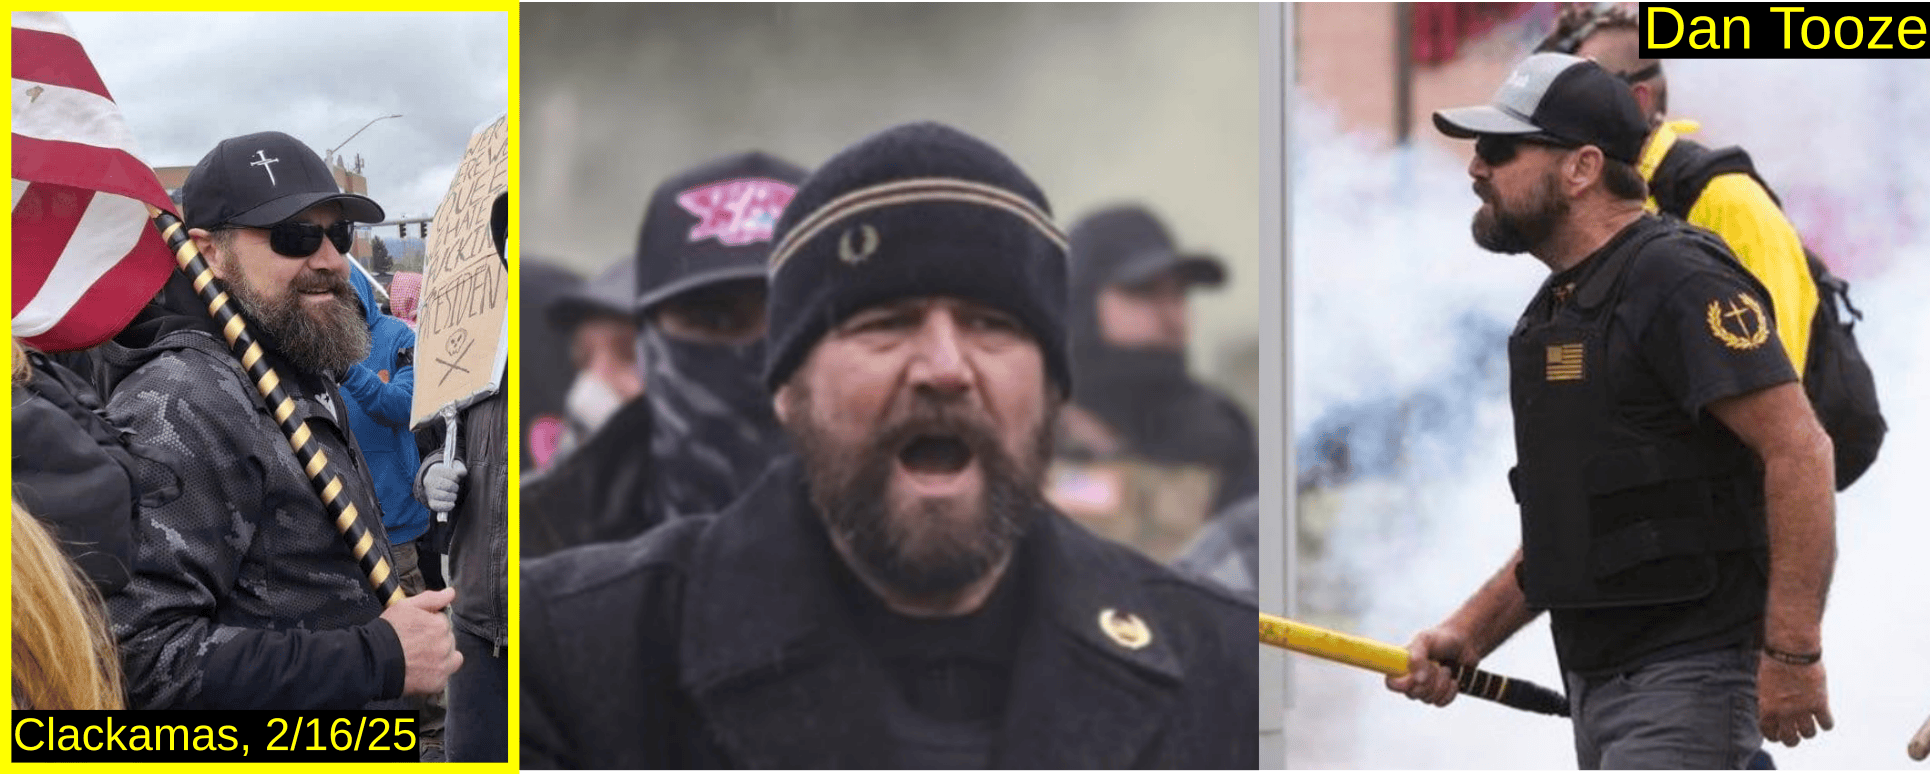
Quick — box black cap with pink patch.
[633,151,808,314]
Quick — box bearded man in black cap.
[1052,205,1257,562]
[521,258,587,474]
[521,152,805,559]
[1385,55,1836,767]
[96,131,460,709]
[521,122,1256,769]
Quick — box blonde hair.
[11,499,125,710]
[12,337,30,386]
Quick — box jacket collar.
[679,455,1183,768]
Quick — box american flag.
[12,12,176,352]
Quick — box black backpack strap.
[1650,137,1770,218]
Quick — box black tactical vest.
[1508,220,1769,610]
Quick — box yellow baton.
[1261,611,1569,717]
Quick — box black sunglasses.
[219,220,355,258]
[1475,134,1578,167]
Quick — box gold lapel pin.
[1099,608,1153,650]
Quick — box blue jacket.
[342,270,431,544]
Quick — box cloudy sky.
[64,12,508,221]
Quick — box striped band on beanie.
[763,121,1072,393]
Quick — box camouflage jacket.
[97,317,406,710]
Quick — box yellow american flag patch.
[1546,342,1585,381]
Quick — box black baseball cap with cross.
[182,131,385,231]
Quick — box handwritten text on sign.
[412,115,508,429]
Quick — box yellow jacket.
[1639,120,1817,372]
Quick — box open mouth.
[897,434,974,476]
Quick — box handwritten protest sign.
[411,114,508,429]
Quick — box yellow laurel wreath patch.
[1706,293,1769,351]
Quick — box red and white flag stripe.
[12,11,176,352]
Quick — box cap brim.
[1114,250,1227,289]
[546,293,636,333]
[228,191,386,227]
[635,263,769,314]
[1432,105,1542,139]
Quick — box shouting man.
[521,122,1256,768]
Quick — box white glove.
[423,458,467,513]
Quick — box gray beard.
[223,268,371,375]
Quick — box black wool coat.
[521,456,1258,769]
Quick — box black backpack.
[1651,138,1886,490]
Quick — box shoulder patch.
[1707,292,1770,350]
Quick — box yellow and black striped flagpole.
[149,207,405,608]
[1261,612,1570,717]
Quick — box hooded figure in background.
[520,259,587,473]
[545,259,644,459]
[1049,204,1258,562]
[521,151,806,558]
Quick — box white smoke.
[1289,57,1930,769]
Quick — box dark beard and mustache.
[1472,171,1569,255]
[221,258,371,375]
[784,386,1056,600]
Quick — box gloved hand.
[423,458,467,513]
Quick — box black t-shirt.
[833,547,1028,768]
[1534,216,1797,676]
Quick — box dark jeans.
[1565,646,1763,769]
[447,626,507,762]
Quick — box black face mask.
[638,325,788,521]
[1072,338,1262,478]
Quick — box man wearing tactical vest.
[1548,9,1887,494]
[1386,54,1838,768]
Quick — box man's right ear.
[188,228,223,278]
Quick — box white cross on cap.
[251,149,280,186]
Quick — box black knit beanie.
[764,121,1071,392]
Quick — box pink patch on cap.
[676,177,797,247]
